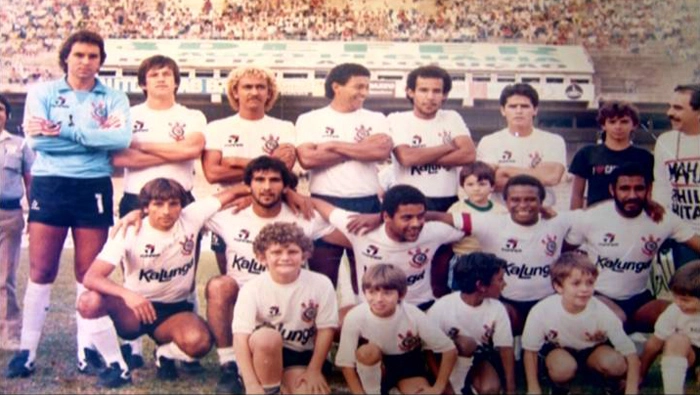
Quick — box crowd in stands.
[1,0,698,87]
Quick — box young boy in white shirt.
[336,264,457,395]
[429,252,515,394]
[640,260,700,394]
[522,252,640,395]
[232,222,338,395]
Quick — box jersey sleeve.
[667,213,695,243]
[328,208,355,238]
[294,113,316,146]
[521,302,546,352]
[60,90,132,151]
[652,136,672,210]
[653,304,680,341]
[431,222,465,244]
[598,302,636,356]
[410,305,455,353]
[564,210,587,246]
[334,305,364,367]
[182,196,222,231]
[568,146,590,177]
[450,111,471,137]
[388,113,412,146]
[310,211,336,240]
[190,110,207,133]
[314,274,339,329]
[546,134,567,166]
[96,230,132,266]
[492,301,514,348]
[203,120,224,151]
[426,298,449,334]
[231,283,258,335]
[280,121,296,145]
[476,135,498,164]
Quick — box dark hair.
[405,65,452,104]
[452,252,507,293]
[669,260,700,299]
[674,84,700,111]
[499,83,539,108]
[550,251,598,288]
[324,63,370,99]
[381,185,426,217]
[503,175,545,202]
[596,100,640,127]
[362,264,408,298]
[459,161,495,186]
[609,162,651,188]
[0,94,11,118]
[137,55,181,97]
[253,222,314,258]
[243,156,297,189]
[138,178,189,209]
[58,30,106,73]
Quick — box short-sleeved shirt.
[330,209,464,305]
[124,103,207,193]
[205,204,334,286]
[565,201,695,300]
[232,270,338,352]
[428,293,513,349]
[388,110,471,198]
[296,106,390,197]
[568,144,654,207]
[522,294,636,356]
[654,303,700,348]
[0,130,34,201]
[454,211,574,301]
[335,302,455,367]
[24,78,131,178]
[447,199,507,255]
[96,196,221,303]
[204,114,295,188]
[476,128,566,206]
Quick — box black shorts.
[596,290,654,320]
[282,347,333,375]
[211,232,227,253]
[470,346,506,387]
[416,300,435,312]
[426,196,459,213]
[119,191,196,217]
[311,193,381,249]
[132,300,194,341]
[28,176,113,227]
[382,348,427,394]
[538,341,612,382]
[500,296,539,322]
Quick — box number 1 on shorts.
[95,193,104,214]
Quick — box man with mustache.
[566,163,700,333]
[653,84,700,268]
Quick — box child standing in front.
[232,222,338,394]
[522,252,640,395]
[640,260,700,394]
[336,264,457,394]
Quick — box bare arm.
[327,133,393,162]
[271,143,297,170]
[294,328,335,393]
[430,348,457,394]
[434,135,477,167]
[495,162,566,189]
[393,143,456,167]
[321,229,352,249]
[111,148,169,168]
[22,172,31,202]
[212,184,251,207]
[201,149,245,184]
[570,175,587,210]
[524,350,542,394]
[233,333,264,394]
[341,367,365,395]
[132,132,205,161]
[684,234,700,254]
[296,143,349,170]
[310,197,337,222]
[639,335,664,381]
[625,354,641,395]
[499,346,516,394]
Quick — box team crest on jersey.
[529,151,542,168]
[447,327,459,339]
[641,235,661,257]
[324,127,337,137]
[268,306,280,317]
[544,329,559,345]
[362,244,381,260]
[601,233,619,246]
[541,235,558,257]
[584,330,608,343]
[235,229,252,244]
[133,120,147,133]
[481,321,496,345]
[301,300,319,323]
[408,247,429,268]
[140,244,158,258]
[501,150,513,161]
[169,122,186,141]
[91,102,109,126]
[179,234,195,256]
[354,125,371,142]
[502,238,522,253]
[439,130,452,145]
[227,135,242,146]
[398,330,421,352]
[261,134,280,154]
[411,135,423,146]
[51,96,69,108]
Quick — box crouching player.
[76,178,249,387]
[522,252,640,395]
[336,264,457,394]
[232,222,338,395]
[640,260,700,394]
[428,252,515,394]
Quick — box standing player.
[0,94,34,350]
[653,84,700,268]
[5,30,131,378]
[201,66,297,274]
[565,163,700,333]
[389,65,476,212]
[569,100,654,209]
[296,63,393,289]
[476,83,566,206]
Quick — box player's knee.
[76,290,104,318]
[205,275,238,303]
[473,375,501,395]
[179,327,213,358]
[597,351,627,377]
[454,335,478,357]
[547,354,577,383]
[251,327,283,354]
[356,343,382,365]
[665,333,692,355]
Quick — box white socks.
[87,315,128,370]
[75,283,94,360]
[450,356,474,394]
[123,337,143,356]
[19,281,52,362]
[356,361,382,394]
[217,346,237,365]
[661,355,688,395]
[157,342,195,363]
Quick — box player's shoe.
[97,362,132,388]
[120,344,144,370]
[156,355,178,381]
[5,350,35,378]
[215,361,244,394]
[180,360,205,375]
[77,347,105,375]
